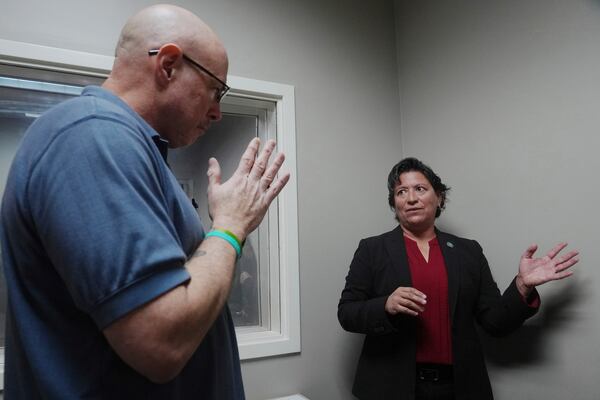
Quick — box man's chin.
[196,126,209,137]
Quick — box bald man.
[1,5,288,399]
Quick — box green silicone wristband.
[221,229,243,248]
[205,230,242,258]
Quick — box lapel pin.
[446,241,454,248]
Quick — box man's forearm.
[103,235,238,383]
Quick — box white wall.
[1,1,401,399]
[395,0,600,399]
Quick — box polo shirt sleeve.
[28,116,191,329]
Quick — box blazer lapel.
[383,225,413,288]
[437,230,461,322]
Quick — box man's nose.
[208,102,222,122]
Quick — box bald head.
[114,4,225,63]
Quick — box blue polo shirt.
[1,86,244,399]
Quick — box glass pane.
[169,112,264,327]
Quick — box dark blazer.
[338,226,538,400]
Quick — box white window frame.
[0,39,300,370]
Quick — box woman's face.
[393,171,441,233]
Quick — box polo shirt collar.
[81,86,170,163]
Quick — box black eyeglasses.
[148,49,230,102]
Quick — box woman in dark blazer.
[338,157,578,400]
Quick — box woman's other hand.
[516,242,579,297]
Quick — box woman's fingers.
[386,287,427,315]
[521,243,538,259]
[545,242,568,260]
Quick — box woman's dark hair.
[387,157,450,218]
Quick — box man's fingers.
[261,152,286,191]
[265,172,290,202]
[207,157,222,186]
[249,139,276,180]
[235,138,260,175]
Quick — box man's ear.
[152,43,183,85]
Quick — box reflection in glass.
[170,113,263,327]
